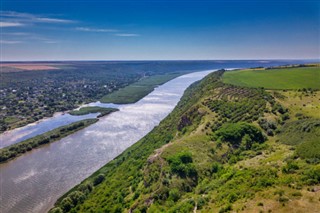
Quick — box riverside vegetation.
[0,61,217,133]
[50,66,320,213]
[0,119,98,163]
[0,105,119,163]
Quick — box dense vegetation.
[0,119,98,163]
[69,106,118,116]
[222,66,320,89]
[0,61,217,132]
[51,66,320,213]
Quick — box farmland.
[222,66,320,89]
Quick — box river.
[0,70,214,213]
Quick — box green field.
[100,73,181,104]
[69,106,118,116]
[222,67,320,89]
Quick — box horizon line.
[1,59,319,63]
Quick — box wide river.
[0,70,214,213]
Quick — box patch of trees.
[167,151,197,178]
[213,122,266,149]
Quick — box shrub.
[213,122,266,148]
[93,174,105,186]
[68,191,86,205]
[49,207,63,213]
[60,197,74,212]
[303,167,320,185]
[291,192,302,197]
[167,151,197,178]
[169,188,181,202]
[219,204,232,213]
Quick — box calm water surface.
[0,70,213,213]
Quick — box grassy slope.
[0,119,98,163]
[100,73,181,104]
[69,106,118,116]
[51,69,320,213]
[222,67,320,90]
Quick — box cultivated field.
[222,66,320,89]
[0,63,61,72]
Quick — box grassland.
[100,73,181,104]
[222,66,320,89]
[51,67,320,213]
[0,119,98,163]
[69,106,118,116]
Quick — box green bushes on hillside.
[213,122,266,149]
[167,151,197,178]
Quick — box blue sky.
[1,0,319,61]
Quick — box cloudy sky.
[1,0,319,61]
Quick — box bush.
[167,151,197,178]
[93,174,105,186]
[49,207,63,213]
[219,204,232,213]
[60,197,74,212]
[68,191,86,205]
[213,122,266,148]
[296,140,320,160]
[282,162,299,174]
[291,192,302,197]
[303,167,320,185]
[169,188,181,202]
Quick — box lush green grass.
[279,119,320,161]
[0,119,98,163]
[278,119,320,146]
[222,67,320,89]
[297,139,320,159]
[69,106,118,116]
[100,73,181,104]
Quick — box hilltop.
[51,66,320,213]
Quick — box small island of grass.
[69,106,119,117]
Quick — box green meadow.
[100,73,181,104]
[222,67,320,89]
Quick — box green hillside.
[51,68,320,213]
[222,66,320,89]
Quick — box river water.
[0,70,214,213]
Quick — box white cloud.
[36,17,75,23]
[115,33,140,37]
[0,22,24,27]
[0,40,22,44]
[0,11,75,24]
[75,27,118,32]
[1,32,29,35]
[43,40,59,44]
